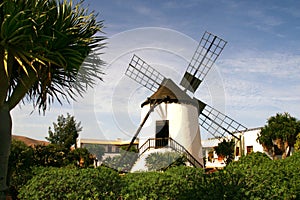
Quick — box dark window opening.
[246,146,253,155]
[155,120,169,148]
[236,147,240,156]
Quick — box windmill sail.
[195,98,247,140]
[180,31,227,93]
[125,54,166,92]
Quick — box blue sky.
[12,0,300,141]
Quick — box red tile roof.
[12,135,49,147]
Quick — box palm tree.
[0,0,105,196]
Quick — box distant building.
[202,138,226,168]
[233,127,264,159]
[202,127,264,169]
[76,138,139,162]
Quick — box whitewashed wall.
[139,102,203,165]
[243,128,263,154]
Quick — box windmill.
[124,31,247,170]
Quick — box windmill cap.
[141,78,197,107]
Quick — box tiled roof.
[12,135,49,147]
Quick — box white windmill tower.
[124,31,247,171]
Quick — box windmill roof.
[141,78,196,107]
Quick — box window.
[236,147,240,156]
[107,145,112,153]
[246,146,253,155]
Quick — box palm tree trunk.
[0,105,12,199]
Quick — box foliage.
[33,144,69,167]
[207,149,214,162]
[101,145,138,171]
[102,150,138,172]
[145,151,186,171]
[120,166,245,200]
[83,144,105,161]
[46,113,82,149]
[257,112,300,158]
[8,142,94,198]
[18,167,121,200]
[0,0,105,112]
[120,152,300,199]
[120,170,184,199]
[294,133,300,152]
[214,139,235,165]
[33,144,93,168]
[0,0,105,194]
[225,152,300,199]
[17,152,300,199]
[7,140,34,199]
[67,148,94,168]
[120,144,139,153]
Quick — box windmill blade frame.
[125,54,166,92]
[195,99,247,140]
[180,31,227,93]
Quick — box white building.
[233,127,264,159]
[76,138,139,165]
[202,127,264,168]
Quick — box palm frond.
[0,0,106,111]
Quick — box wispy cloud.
[221,51,300,80]
[211,49,300,127]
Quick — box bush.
[18,152,300,199]
[18,167,121,199]
[121,167,209,200]
[225,152,300,199]
[8,140,35,199]
[145,152,186,171]
[121,171,182,199]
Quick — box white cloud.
[221,51,300,80]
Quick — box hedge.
[18,167,120,199]
[18,152,300,199]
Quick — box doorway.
[155,120,169,148]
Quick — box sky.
[11,0,300,141]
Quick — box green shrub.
[18,167,121,199]
[8,140,35,199]
[225,152,300,199]
[18,152,300,199]
[121,171,181,199]
[145,152,186,171]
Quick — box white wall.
[139,102,203,165]
[243,128,263,154]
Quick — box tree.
[0,0,105,195]
[46,113,82,149]
[67,148,94,168]
[83,144,105,161]
[214,139,235,165]
[294,133,300,152]
[7,140,34,199]
[257,113,300,159]
[33,144,69,167]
